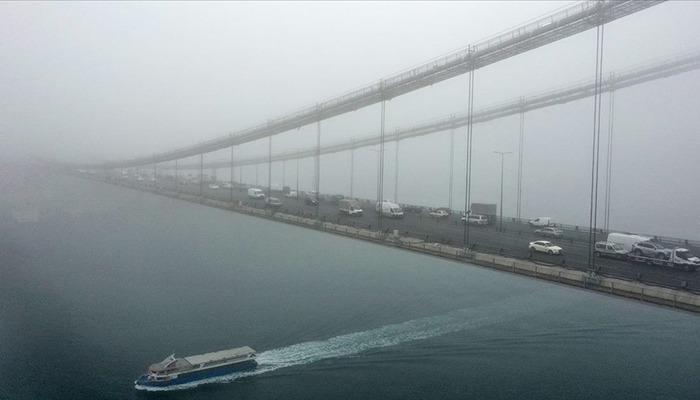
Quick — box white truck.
[339,199,363,216]
[376,200,404,218]
[247,188,265,199]
[607,232,699,271]
[627,247,700,272]
[606,232,652,253]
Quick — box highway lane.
[128,178,700,292]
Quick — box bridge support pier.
[296,158,300,200]
[393,130,399,204]
[463,54,475,249]
[268,135,272,200]
[603,74,616,232]
[587,7,607,272]
[448,123,455,211]
[377,94,386,232]
[315,119,321,219]
[230,145,234,202]
[516,100,525,222]
[350,144,355,198]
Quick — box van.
[594,241,628,259]
[461,214,488,225]
[528,217,552,227]
[376,200,404,218]
[339,199,363,216]
[247,188,265,199]
[606,232,652,253]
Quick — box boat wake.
[136,289,559,391]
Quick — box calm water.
[1,170,699,400]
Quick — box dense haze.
[2,1,700,238]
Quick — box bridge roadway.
[122,177,700,293]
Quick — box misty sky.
[2,1,700,238]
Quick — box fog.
[2,1,700,238]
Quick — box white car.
[208,184,220,189]
[285,190,297,198]
[529,240,563,255]
[222,182,233,189]
[429,209,449,218]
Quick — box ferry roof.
[184,346,255,366]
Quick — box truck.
[376,200,404,218]
[471,203,497,224]
[606,232,699,271]
[339,199,363,216]
[247,188,265,199]
[606,232,652,253]
[627,247,700,272]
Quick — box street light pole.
[493,151,512,233]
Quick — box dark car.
[305,195,319,206]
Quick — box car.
[429,209,449,218]
[529,240,563,255]
[594,241,628,259]
[534,227,563,238]
[305,195,319,206]
[630,241,667,259]
[265,197,282,208]
[222,182,233,189]
[208,183,220,189]
[285,190,297,198]
[528,217,552,227]
[461,213,488,225]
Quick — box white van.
[467,214,489,225]
[247,188,265,199]
[606,232,652,253]
[376,200,404,218]
[528,217,552,227]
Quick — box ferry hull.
[135,359,257,389]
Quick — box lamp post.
[493,151,512,232]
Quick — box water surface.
[1,171,698,399]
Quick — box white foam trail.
[136,289,560,391]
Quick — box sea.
[1,169,698,400]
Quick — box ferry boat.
[135,346,257,389]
